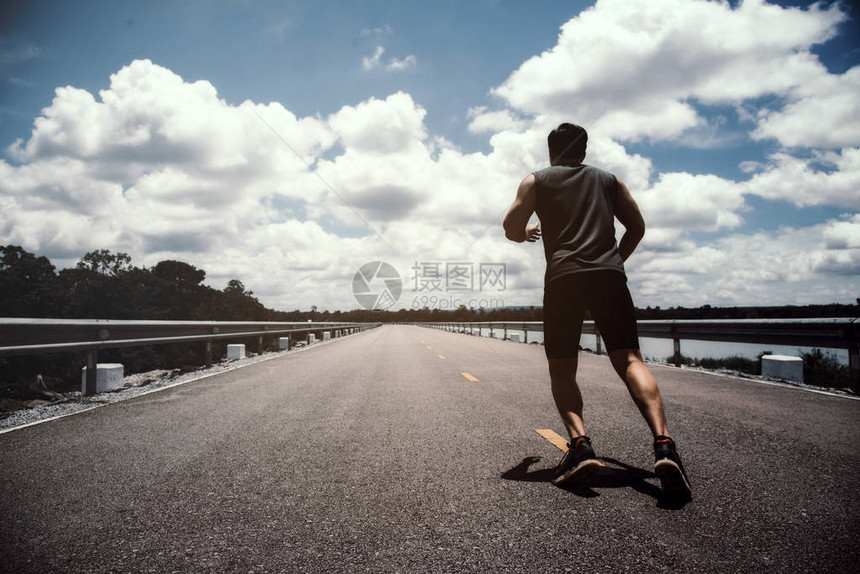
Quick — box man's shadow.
[501,456,690,509]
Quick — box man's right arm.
[614,179,645,262]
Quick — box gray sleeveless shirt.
[533,164,625,283]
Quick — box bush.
[698,355,759,375]
[665,353,764,376]
[801,348,851,388]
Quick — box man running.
[503,123,691,495]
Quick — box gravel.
[0,339,328,433]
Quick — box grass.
[665,349,851,389]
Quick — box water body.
[474,328,850,365]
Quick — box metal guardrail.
[415,319,859,392]
[0,319,381,395]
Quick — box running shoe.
[653,435,692,495]
[551,435,605,485]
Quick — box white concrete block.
[227,344,246,360]
[81,363,124,393]
[762,354,803,383]
[510,333,520,343]
[323,331,331,341]
[308,334,316,344]
[278,337,290,350]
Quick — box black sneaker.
[551,435,605,485]
[653,435,692,495]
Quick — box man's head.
[548,123,587,165]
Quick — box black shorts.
[543,270,639,359]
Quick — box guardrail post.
[504,326,508,340]
[85,349,98,396]
[489,325,494,338]
[671,325,682,367]
[524,328,529,344]
[258,336,264,355]
[595,327,602,356]
[850,345,859,395]
[205,340,213,367]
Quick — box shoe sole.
[654,459,692,495]
[551,458,605,485]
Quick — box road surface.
[1,325,857,572]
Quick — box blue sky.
[1,0,858,311]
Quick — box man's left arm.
[503,174,541,243]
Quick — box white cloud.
[326,92,427,154]
[0,60,526,310]
[743,148,860,208]
[752,66,860,149]
[638,172,746,232]
[386,54,416,71]
[467,107,529,134]
[823,214,860,249]
[628,219,860,307]
[491,0,846,142]
[362,46,385,71]
[361,45,416,72]
[361,25,394,37]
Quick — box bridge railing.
[414,319,859,392]
[0,319,381,395]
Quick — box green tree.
[148,260,211,319]
[0,245,59,317]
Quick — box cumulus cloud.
[628,219,860,307]
[491,0,846,142]
[742,148,860,208]
[638,172,746,232]
[752,66,860,148]
[0,60,523,309]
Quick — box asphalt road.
[1,325,858,573]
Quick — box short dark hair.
[547,123,587,163]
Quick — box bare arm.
[614,179,645,262]
[503,174,541,243]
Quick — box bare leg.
[548,357,586,440]
[609,348,669,438]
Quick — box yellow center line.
[437,354,446,360]
[535,429,569,452]
[461,372,479,382]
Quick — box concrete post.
[278,337,290,350]
[82,363,124,394]
[850,346,859,395]
[227,344,245,360]
[762,355,804,382]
